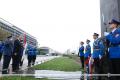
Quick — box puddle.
[34,70,82,80]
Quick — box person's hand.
[99,55,102,59]
[90,57,94,63]
[104,32,109,36]
[14,53,17,56]
[92,58,94,63]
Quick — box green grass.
[0,76,50,80]
[1,56,82,80]
[33,57,81,71]
[63,55,81,62]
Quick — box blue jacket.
[0,42,4,54]
[84,44,91,58]
[27,48,34,56]
[27,46,36,56]
[33,48,38,55]
[3,39,14,56]
[79,46,84,57]
[92,38,104,58]
[106,28,120,58]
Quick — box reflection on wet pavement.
[0,56,59,74]
[0,67,82,80]
[35,70,82,80]
[0,56,83,80]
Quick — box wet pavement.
[34,70,82,80]
[0,55,60,74]
[10,69,83,80]
[0,56,84,80]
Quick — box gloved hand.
[90,57,94,63]
[14,53,17,56]
[104,32,109,36]
[99,55,102,59]
[91,58,94,64]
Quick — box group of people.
[0,35,38,74]
[78,19,120,80]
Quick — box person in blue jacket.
[84,39,91,74]
[27,45,34,67]
[79,41,84,68]
[32,47,37,65]
[0,41,4,61]
[92,33,104,80]
[104,19,120,80]
[2,35,14,74]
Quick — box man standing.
[2,35,14,74]
[78,41,84,69]
[84,39,91,74]
[12,36,22,72]
[92,33,104,80]
[19,40,24,67]
[104,19,120,80]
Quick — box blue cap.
[109,19,120,25]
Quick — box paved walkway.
[0,56,84,80]
[35,70,82,80]
[0,55,60,74]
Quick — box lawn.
[1,56,82,80]
[63,55,81,63]
[0,76,50,80]
[33,57,81,71]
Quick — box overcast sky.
[0,0,101,53]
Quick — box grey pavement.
[0,56,83,80]
[35,70,82,80]
[0,55,60,74]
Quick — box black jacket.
[13,39,21,54]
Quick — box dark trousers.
[109,59,120,80]
[32,55,36,65]
[12,54,20,72]
[28,55,32,67]
[19,55,23,66]
[94,58,102,80]
[2,55,11,74]
[80,56,84,68]
[0,53,2,61]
